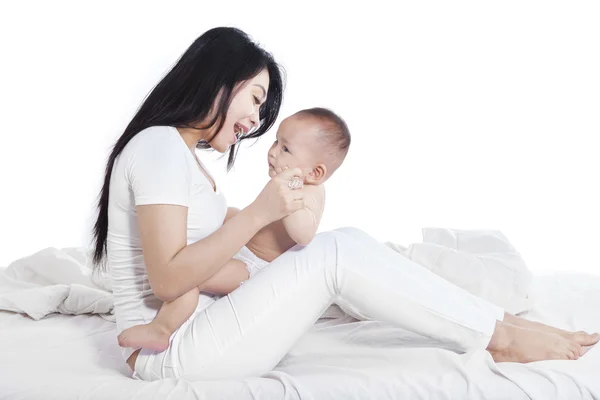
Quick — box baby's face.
[267,116,321,178]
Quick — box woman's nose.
[249,109,260,128]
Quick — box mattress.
[1,272,599,399]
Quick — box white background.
[0,1,598,274]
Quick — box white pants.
[134,227,505,381]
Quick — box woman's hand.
[251,167,306,225]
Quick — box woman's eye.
[253,96,260,105]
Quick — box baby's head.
[267,108,351,185]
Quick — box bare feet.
[117,323,171,352]
[488,321,585,363]
[504,313,600,347]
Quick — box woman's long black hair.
[92,27,284,268]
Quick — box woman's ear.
[305,164,327,184]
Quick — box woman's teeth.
[235,124,244,140]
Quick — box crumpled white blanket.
[0,247,114,321]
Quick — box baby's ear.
[305,164,327,184]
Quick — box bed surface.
[2,271,600,400]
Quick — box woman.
[93,27,598,381]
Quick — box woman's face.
[209,69,270,153]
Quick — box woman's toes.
[575,331,600,346]
[568,342,584,359]
[582,346,590,356]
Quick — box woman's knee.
[311,230,347,247]
[305,230,356,257]
[334,226,371,240]
[294,231,359,275]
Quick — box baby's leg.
[118,288,199,352]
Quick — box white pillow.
[422,227,517,254]
[386,228,534,315]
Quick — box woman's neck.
[176,126,210,150]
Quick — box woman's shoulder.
[125,126,183,154]
[117,125,192,180]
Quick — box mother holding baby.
[93,27,598,381]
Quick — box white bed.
[1,230,600,399]
[2,271,600,399]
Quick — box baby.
[118,107,351,352]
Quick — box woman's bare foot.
[504,313,600,347]
[117,323,171,352]
[488,321,585,363]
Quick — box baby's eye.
[282,146,289,153]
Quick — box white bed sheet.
[1,271,600,400]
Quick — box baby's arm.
[281,184,325,246]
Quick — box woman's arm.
[225,207,241,222]
[139,168,304,302]
[138,203,262,302]
[197,207,248,295]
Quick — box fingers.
[274,164,289,175]
[285,167,312,179]
[290,197,305,212]
[274,166,313,182]
[277,167,303,180]
[299,167,313,178]
[288,178,303,190]
[293,199,305,211]
[289,189,304,201]
[285,190,305,212]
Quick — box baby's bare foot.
[489,322,584,363]
[504,314,600,347]
[117,324,170,352]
